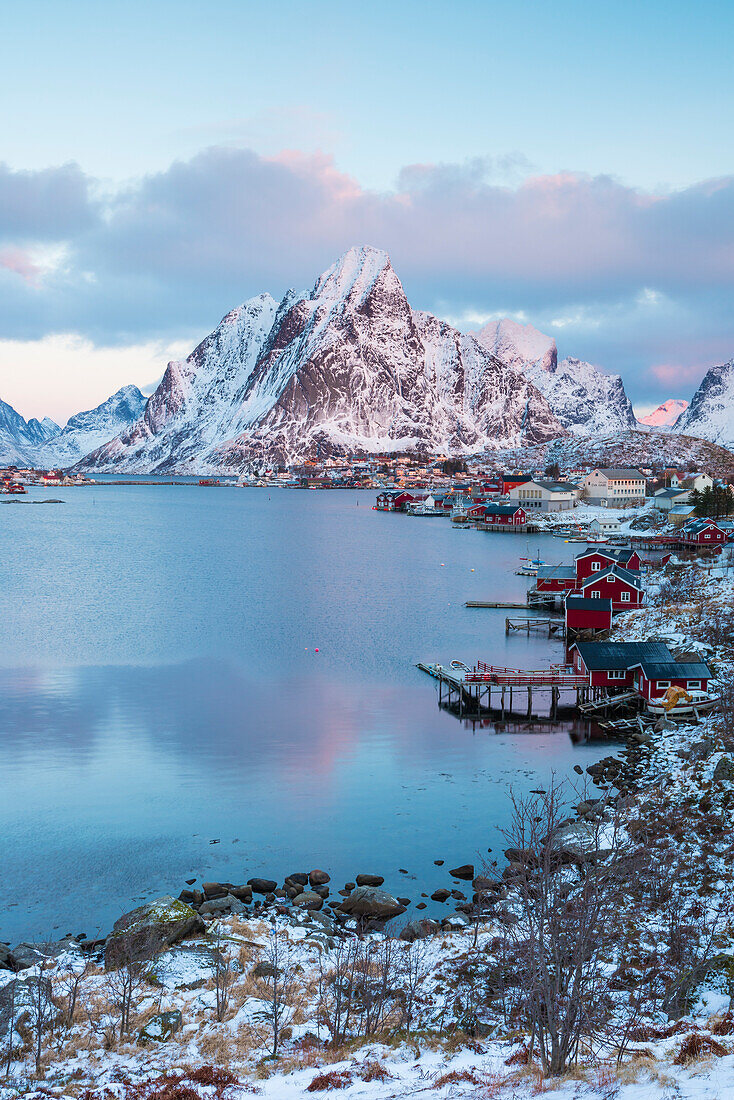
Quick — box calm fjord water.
[1,486,606,941]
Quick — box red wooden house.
[482,504,527,525]
[628,657,712,702]
[680,519,727,547]
[535,565,577,592]
[575,547,642,583]
[565,595,613,634]
[570,640,672,690]
[578,564,643,610]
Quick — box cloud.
[0,148,733,407]
[0,162,96,243]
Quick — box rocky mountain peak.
[673,358,734,448]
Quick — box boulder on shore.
[449,864,474,880]
[399,918,440,942]
[247,878,278,895]
[292,891,324,911]
[337,886,405,921]
[355,873,384,887]
[105,896,204,970]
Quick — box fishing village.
[371,471,733,736]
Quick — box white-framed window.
[687,680,701,689]
[656,680,671,690]
[591,561,601,571]
[608,670,626,680]
[590,590,601,598]
[620,591,631,602]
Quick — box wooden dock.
[505,617,563,637]
[417,660,589,720]
[465,600,530,609]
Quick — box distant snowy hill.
[673,360,734,449]
[638,398,689,428]
[78,247,565,473]
[475,319,637,436]
[0,399,59,465]
[35,386,146,467]
[0,387,145,468]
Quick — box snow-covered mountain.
[673,359,734,449]
[0,387,145,468]
[475,319,637,436]
[638,398,689,427]
[0,399,59,465]
[35,385,146,467]
[79,248,565,473]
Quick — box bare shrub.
[254,927,301,1057]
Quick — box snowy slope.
[0,399,59,465]
[475,320,637,436]
[674,359,734,448]
[638,398,688,427]
[34,385,147,467]
[79,248,564,473]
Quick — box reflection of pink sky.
[0,661,588,813]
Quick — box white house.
[582,468,647,507]
[508,480,579,513]
[589,516,622,534]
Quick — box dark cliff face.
[79,247,566,473]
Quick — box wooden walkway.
[417,660,590,720]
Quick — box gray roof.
[597,468,646,479]
[631,661,712,680]
[484,503,526,515]
[536,565,577,580]
[573,641,672,670]
[531,481,577,492]
[565,596,613,611]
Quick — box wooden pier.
[505,617,563,637]
[417,660,590,720]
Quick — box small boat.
[646,687,720,717]
[516,551,547,577]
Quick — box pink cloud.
[0,247,41,284]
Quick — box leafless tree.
[105,931,156,1040]
[57,953,93,1032]
[494,782,630,1076]
[316,938,361,1045]
[3,979,17,1078]
[27,959,56,1073]
[212,925,236,1023]
[398,939,430,1038]
[256,928,301,1056]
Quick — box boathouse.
[628,657,712,702]
[570,640,672,689]
[535,565,577,592]
[481,504,527,526]
[578,564,643,610]
[565,595,613,635]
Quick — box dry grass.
[674,1032,727,1064]
[306,1068,353,1091]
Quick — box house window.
[687,680,701,690]
[620,591,631,602]
[590,590,600,598]
[591,561,601,571]
[608,670,625,680]
[656,680,671,690]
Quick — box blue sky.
[1,0,733,420]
